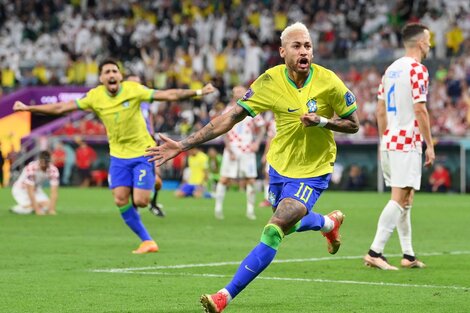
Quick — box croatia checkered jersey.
[223,103,266,155]
[13,160,60,189]
[377,56,428,153]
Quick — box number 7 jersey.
[377,56,429,153]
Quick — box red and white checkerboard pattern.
[224,104,265,154]
[377,57,428,153]
[13,160,60,190]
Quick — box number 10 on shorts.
[294,182,313,203]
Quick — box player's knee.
[260,224,284,250]
[133,197,150,208]
[114,196,130,207]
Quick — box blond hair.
[280,22,310,45]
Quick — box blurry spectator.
[344,164,367,191]
[54,120,79,136]
[428,163,451,192]
[75,140,97,187]
[32,62,49,85]
[446,22,464,57]
[1,65,15,93]
[62,142,76,186]
[51,142,66,184]
[10,151,59,215]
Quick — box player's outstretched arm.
[300,111,360,134]
[13,100,78,115]
[146,105,249,166]
[152,83,216,101]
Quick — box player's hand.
[250,142,260,153]
[300,113,320,127]
[13,101,29,112]
[424,147,435,168]
[201,83,216,95]
[145,133,183,166]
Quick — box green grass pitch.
[0,187,469,313]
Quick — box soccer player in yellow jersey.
[146,22,360,312]
[174,147,209,198]
[13,58,215,254]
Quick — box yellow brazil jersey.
[188,151,209,185]
[237,64,357,178]
[76,81,156,158]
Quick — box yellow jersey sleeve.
[329,73,357,118]
[237,73,276,116]
[76,88,97,110]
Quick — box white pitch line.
[96,270,470,291]
[91,250,470,273]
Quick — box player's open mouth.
[298,58,309,69]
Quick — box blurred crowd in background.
[0,0,470,138]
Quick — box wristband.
[317,116,328,127]
[196,89,203,96]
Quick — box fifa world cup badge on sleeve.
[345,91,356,106]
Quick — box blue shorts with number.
[268,166,331,211]
[108,156,155,190]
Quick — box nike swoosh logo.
[287,108,299,112]
[244,265,256,273]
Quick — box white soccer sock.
[263,182,269,200]
[370,200,403,254]
[218,288,233,303]
[321,215,335,232]
[246,183,255,216]
[397,205,414,256]
[215,182,226,214]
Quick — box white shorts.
[12,186,49,207]
[381,150,422,190]
[220,150,258,179]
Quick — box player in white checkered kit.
[214,85,266,220]
[10,151,60,215]
[364,23,435,270]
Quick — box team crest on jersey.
[306,98,317,113]
[344,91,356,107]
[122,101,130,108]
[242,88,254,101]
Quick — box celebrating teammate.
[145,22,359,312]
[13,58,215,254]
[364,23,435,270]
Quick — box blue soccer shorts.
[268,166,331,211]
[108,156,155,190]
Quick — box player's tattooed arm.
[180,105,248,151]
[301,110,359,134]
[326,111,360,134]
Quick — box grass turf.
[0,188,469,313]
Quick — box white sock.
[263,182,269,200]
[246,183,255,215]
[321,215,335,232]
[215,183,226,214]
[397,205,414,256]
[370,200,403,254]
[218,288,232,302]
